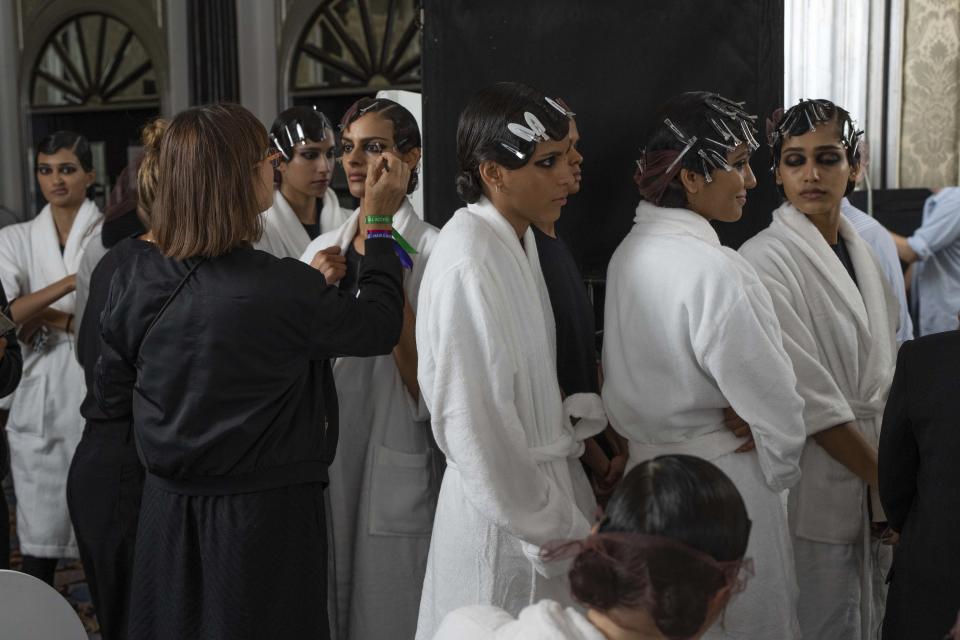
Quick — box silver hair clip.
[664,118,690,143]
[698,150,714,183]
[500,141,526,160]
[545,96,575,118]
[269,133,288,160]
[803,107,816,132]
[507,111,549,143]
[705,136,736,152]
[662,118,698,175]
[706,148,734,171]
[710,118,732,142]
[739,120,759,151]
[359,100,380,114]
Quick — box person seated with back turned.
[434,454,753,640]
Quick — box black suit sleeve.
[0,284,23,398]
[879,341,920,533]
[309,237,404,359]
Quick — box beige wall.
[900,0,960,187]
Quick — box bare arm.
[812,422,879,488]
[8,275,76,324]
[392,295,419,402]
[890,232,919,264]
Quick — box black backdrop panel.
[422,0,783,275]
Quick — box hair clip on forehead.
[359,100,380,115]
[545,96,576,118]
[507,111,549,143]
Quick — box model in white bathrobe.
[602,201,806,640]
[434,600,604,640]
[414,197,604,640]
[299,198,440,640]
[256,188,347,258]
[0,199,101,558]
[740,202,898,640]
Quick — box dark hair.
[769,98,863,197]
[566,455,750,638]
[455,81,570,203]
[152,104,266,259]
[637,92,758,208]
[269,106,334,161]
[341,97,422,195]
[36,130,94,171]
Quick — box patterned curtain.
[900,0,960,187]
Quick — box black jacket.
[0,283,23,476]
[0,284,22,399]
[879,330,960,639]
[96,239,403,495]
[78,236,154,435]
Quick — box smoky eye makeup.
[816,151,843,165]
[534,153,561,168]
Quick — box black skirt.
[128,478,329,640]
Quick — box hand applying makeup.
[364,151,410,229]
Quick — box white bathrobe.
[0,199,101,557]
[602,202,806,640]
[740,202,898,640]
[256,188,347,258]
[300,199,440,640]
[434,601,605,640]
[414,198,603,640]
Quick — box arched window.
[31,13,159,110]
[290,0,421,101]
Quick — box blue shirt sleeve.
[908,188,960,259]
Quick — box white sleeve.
[0,225,28,301]
[699,286,806,492]
[749,265,856,435]
[419,265,590,552]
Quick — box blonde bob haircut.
[152,103,266,259]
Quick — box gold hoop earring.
[496,183,503,193]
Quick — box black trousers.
[128,478,330,640]
[66,428,144,640]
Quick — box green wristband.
[364,215,393,224]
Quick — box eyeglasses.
[264,148,283,169]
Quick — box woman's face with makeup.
[36,148,94,210]
[775,118,858,217]
[339,112,418,199]
[566,119,583,194]
[279,135,336,199]
[497,136,576,226]
[686,143,756,223]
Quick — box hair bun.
[141,118,169,152]
[455,169,483,204]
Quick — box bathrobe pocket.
[368,444,435,536]
[8,375,47,438]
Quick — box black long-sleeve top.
[78,236,153,434]
[95,238,403,495]
[0,284,23,399]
